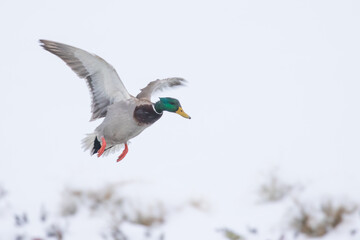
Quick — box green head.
[154,97,191,119]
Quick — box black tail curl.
[92,137,101,155]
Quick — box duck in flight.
[40,40,190,162]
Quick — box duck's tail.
[82,133,126,157]
[82,133,100,155]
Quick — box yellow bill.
[176,107,191,119]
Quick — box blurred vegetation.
[0,184,6,200]
[291,200,357,237]
[258,173,293,202]
[60,183,167,228]
[1,177,359,240]
[218,228,245,240]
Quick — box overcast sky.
[1,0,360,211]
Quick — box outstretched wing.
[40,39,132,120]
[136,77,186,100]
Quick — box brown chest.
[133,104,163,125]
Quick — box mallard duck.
[40,40,190,162]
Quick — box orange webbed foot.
[117,143,128,162]
[97,137,106,157]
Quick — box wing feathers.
[40,39,131,120]
[136,77,186,100]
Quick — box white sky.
[0,0,360,216]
